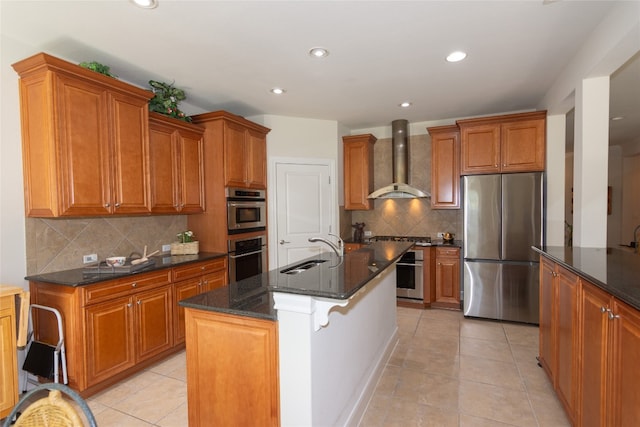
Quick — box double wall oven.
[370,236,431,301]
[226,187,267,283]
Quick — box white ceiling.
[2,0,638,142]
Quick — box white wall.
[540,1,640,248]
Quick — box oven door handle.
[396,262,423,267]
[229,249,266,259]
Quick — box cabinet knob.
[608,311,620,320]
[115,202,120,208]
[104,203,110,208]
[601,306,608,313]
[127,303,132,308]
[494,164,498,168]
[132,282,137,287]
[201,266,205,270]
[137,300,142,305]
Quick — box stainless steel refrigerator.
[462,172,544,324]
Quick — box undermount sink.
[280,259,328,275]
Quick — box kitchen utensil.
[443,233,454,242]
[131,250,159,265]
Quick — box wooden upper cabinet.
[223,119,268,189]
[343,134,376,210]
[148,113,205,214]
[12,52,154,217]
[428,125,460,209]
[458,111,546,175]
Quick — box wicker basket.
[170,241,199,255]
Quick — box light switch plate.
[437,232,444,238]
[162,244,171,252]
[364,231,372,237]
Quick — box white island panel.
[275,264,398,427]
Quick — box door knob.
[279,240,291,245]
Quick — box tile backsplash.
[25,215,188,274]
[351,132,462,239]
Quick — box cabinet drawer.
[436,247,460,257]
[82,270,172,306]
[172,258,227,282]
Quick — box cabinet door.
[460,123,500,175]
[149,122,180,213]
[435,248,460,307]
[0,303,18,419]
[55,73,112,216]
[85,296,135,385]
[555,266,579,423]
[608,299,640,426]
[110,92,151,214]
[135,286,173,361]
[430,127,460,209]
[203,269,228,292]
[343,135,375,210]
[579,280,610,427]
[224,121,249,187]
[501,119,545,172]
[246,128,267,189]
[174,277,205,345]
[538,257,556,379]
[178,128,205,213]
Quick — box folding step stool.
[22,304,68,390]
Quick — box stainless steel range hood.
[368,119,431,199]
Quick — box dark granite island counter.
[179,241,412,427]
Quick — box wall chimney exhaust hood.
[368,119,431,199]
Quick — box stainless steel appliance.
[226,187,266,234]
[228,235,267,283]
[371,236,431,300]
[462,172,544,324]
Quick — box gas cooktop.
[370,235,432,246]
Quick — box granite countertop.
[533,246,640,311]
[24,252,227,286]
[345,238,463,248]
[179,241,414,321]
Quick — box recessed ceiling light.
[399,102,412,108]
[270,88,286,95]
[131,0,158,8]
[446,51,467,62]
[309,47,329,58]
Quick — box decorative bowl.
[106,256,126,267]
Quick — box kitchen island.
[533,246,640,425]
[179,241,412,427]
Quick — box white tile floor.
[7,307,570,426]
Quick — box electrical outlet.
[364,231,372,237]
[437,232,444,238]
[83,253,98,264]
[162,244,171,252]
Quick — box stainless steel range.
[370,236,431,300]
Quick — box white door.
[274,161,334,268]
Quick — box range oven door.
[396,250,424,300]
[228,235,267,283]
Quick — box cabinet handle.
[201,266,205,270]
[203,279,208,286]
[601,306,609,313]
[494,164,498,168]
[127,303,132,308]
[115,202,120,208]
[104,203,110,208]
[608,311,620,320]
[137,300,141,305]
[131,282,137,288]
[279,240,291,245]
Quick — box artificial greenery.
[79,61,117,78]
[148,80,192,122]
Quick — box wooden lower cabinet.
[540,258,579,423]
[29,258,226,396]
[0,291,20,418]
[580,280,640,426]
[433,247,460,309]
[185,309,279,426]
[540,255,640,426]
[344,242,364,254]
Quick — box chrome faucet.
[634,224,640,253]
[308,233,344,257]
